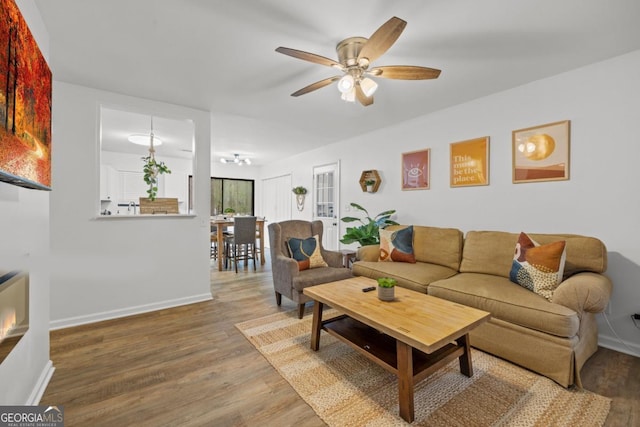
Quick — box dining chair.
[210,226,219,260]
[254,218,264,261]
[224,216,257,273]
[211,224,232,261]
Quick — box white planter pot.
[378,286,395,301]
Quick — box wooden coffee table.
[303,276,491,423]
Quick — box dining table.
[211,217,266,271]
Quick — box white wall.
[260,151,339,222]
[260,50,640,356]
[49,82,212,327]
[0,0,53,404]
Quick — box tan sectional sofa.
[353,225,612,388]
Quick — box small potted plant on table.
[376,277,397,301]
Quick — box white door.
[313,162,340,250]
[262,174,292,249]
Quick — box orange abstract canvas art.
[0,0,52,190]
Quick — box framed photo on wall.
[402,149,430,190]
[512,120,570,183]
[450,137,490,187]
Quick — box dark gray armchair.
[269,220,352,318]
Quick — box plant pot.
[295,194,305,211]
[378,286,395,301]
[366,185,374,193]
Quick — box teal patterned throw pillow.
[286,235,328,271]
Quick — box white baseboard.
[49,293,213,330]
[28,360,55,405]
[598,334,640,358]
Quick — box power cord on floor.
[601,310,639,356]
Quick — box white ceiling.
[35,0,640,165]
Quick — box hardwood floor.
[42,257,639,426]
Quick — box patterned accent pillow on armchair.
[379,225,416,263]
[286,235,328,271]
[510,232,566,300]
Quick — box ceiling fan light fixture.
[337,74,355,93]
[359,77,378,97]
[340,88,356,102]
[128,134,162,146]
[276,17,440,107]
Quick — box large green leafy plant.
[340,203,398,246]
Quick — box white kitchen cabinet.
[100,165,118,202]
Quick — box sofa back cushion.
[461,230,607,279]
[385,225,463,270]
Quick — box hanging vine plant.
[142,154,171,201]
[140,117,171,202]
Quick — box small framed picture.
[512,120,570,183]
[402,149,430,190]
[450,137,490,187]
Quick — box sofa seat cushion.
[352,261,458,294]
[292,267,352,292]
[428,273,579,338]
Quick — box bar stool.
[211,225,219,260]
[211,225,232,261]
[254,219,262,261]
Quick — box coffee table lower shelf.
[321,314,466,384]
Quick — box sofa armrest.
[357,245,380,261]
[321,249,345,268]
[552,272,613,314]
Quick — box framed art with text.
[450,137,489,187]
[0,0,52,190]
[512,120,570,183]
[402,149,430,190]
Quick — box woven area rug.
[236,310,611,427]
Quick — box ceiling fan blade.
[276,47,342,69]
[355,84,373,106]
[291,76,340,97]
[369,65,441,80]
[357,17,407,65]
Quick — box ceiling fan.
[275,16,441,106]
